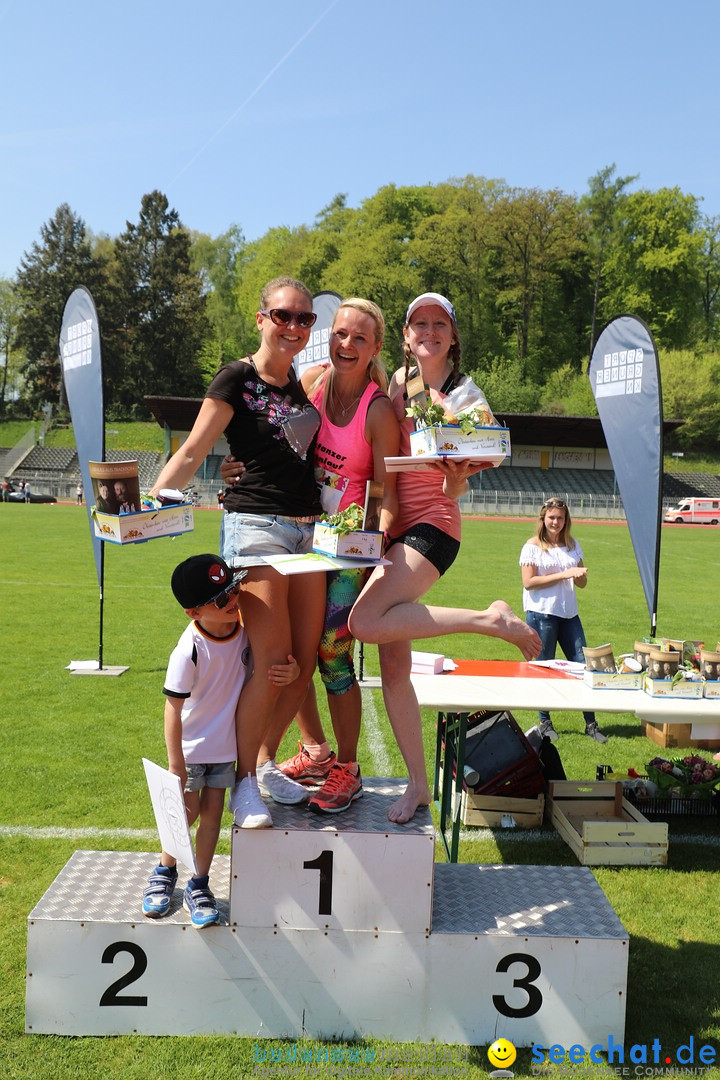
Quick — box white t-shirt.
[163,616,250,763]
[519,541,584,619]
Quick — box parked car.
[7,489,57,504]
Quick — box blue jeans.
[525,610,596,728]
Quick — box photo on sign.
[89,460,141,514]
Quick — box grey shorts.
[221,511,316,568]
[184,761,236,792]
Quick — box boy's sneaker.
[278,741,337,786]
[183,879,219,929]
[308,762,363,814]
[585,721,608,743]
[257,760,309,805]
[539,719,559,742]
[228,774,272,828]
[142,864,178,918]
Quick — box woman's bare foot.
[487,600,542,660]
[387,780,432,825]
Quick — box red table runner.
[448,659,577,680]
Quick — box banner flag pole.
[589,314,664,636]
[59,286,127,676]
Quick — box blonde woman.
[520,498,607,743]
[223,298,400,814]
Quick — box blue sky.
[1,0,719,279]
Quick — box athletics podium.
[26,779,628,1044]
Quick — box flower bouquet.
[319,502,364,535]
[646,755,720,799]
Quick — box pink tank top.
[311,379,384,514]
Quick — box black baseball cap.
[171,554,245,609]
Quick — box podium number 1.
[303,850,334,915]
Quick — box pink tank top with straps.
[311,379,385,514]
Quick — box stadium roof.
[145,396,683,449]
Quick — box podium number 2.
[99,941,148,1007]
[303,850,334,915]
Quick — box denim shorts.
[184,761,236,792]
[221,512,316,568]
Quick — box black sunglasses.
[260,308,317,329]
[542,499,566,510]
[206,572,246,609]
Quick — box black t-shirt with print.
[206,358,322,516]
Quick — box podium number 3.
[303,850,334,915]
[492,953,542,1017]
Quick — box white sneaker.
[228,774,272,828]
[256,760,309,805]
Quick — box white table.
[409,661,720,860]
[410,663,720,726]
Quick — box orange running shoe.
[278,741,337,786]
[308,762,363,814]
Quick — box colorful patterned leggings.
[318,566,370,695]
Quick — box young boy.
[142,553,298,928]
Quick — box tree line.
[1,168,719,449]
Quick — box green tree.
[660,348,720,449]
[601,187,703,349]
[698,214,720,346]
[15,204,106,412]
[539,363,598,416]
[409,176,507,367]
[470,356,541,413]
[191,225,247,375]
[0,277,24,415]
[488,188,588,379]
[112,191,210,414]
[326,184,440,367]
[581,164,637,358]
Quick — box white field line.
[0,825,158,840]
[2,823,720,847]
[361,685,392,777]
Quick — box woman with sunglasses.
[348,292,542,824]
[520,498,607,743]
[151,277,327,827]
[222,298,401,814]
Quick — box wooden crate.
[641,720,720,750]
[459,791,545,828]
[548,781,668,867]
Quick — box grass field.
[2,505,719,1078]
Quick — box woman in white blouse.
[519,498,607,743]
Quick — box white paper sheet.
[260,553,389,575]
[142,758,197,874]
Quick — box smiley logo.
[488,1038,517,1070]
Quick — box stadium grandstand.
[2,403,716,517]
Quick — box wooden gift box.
[548,781,668,866]
[457,791,545,829]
